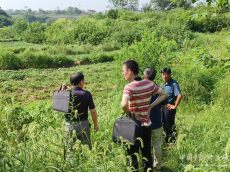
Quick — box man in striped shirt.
[121,60,168,172]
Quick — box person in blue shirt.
[161,68,183,143]
[144,67,168,171]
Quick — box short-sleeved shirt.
[65,87,95,122]
[163,78,181,103]
[150,93,168,130]
[123,77,160,127]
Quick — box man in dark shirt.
[62,72,99,149]
[161,68,182,143]
[144,67,168,171]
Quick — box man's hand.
[167,104,176,111]
[94,125,99,132]
[61,83,67,91]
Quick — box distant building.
[87,10,96,14]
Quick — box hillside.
[0,8,12,27]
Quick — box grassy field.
[1,7,230,171]
[0,59,230,171]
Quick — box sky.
[0,0,151,12]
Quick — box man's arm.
[121,96,130,116]
[148,88,168,115]
[90,109,99,132]
[167,94,183,110]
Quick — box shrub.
[153,20,194,47]
[106,9,119,19]
[52,54,74,67]
[45,23,72,44]
[0,47,21,70]
[13,20,29,36]
[18,50,52,68]
[17,50,74,69]
[118,10,140,21]
[72,19,109,45]
[115,32,177,74]
[189,13,230,33]
[0,27,15,39]
[8,47,26,54]
[22,21,46,44]
[96,42,121,52]
[109,21,147,46]
[90,52,116,63]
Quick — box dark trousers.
[65,120,91,149]
[162,108,177,143]
[127,125,153,172]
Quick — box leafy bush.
[153,20,194,47]
[13,20,29,36]
[118,10,140,21]
[90,51,117,63]
[72,19,109,45]
[189,13,230,33]
[0,27,15,39]
[8,47,26,54]
[171,47,224,106]
[18,50,52,68]
[106,9,119,19]
[2,105,33,131]
[0,47,21,70]
[22,21,46,44]
[109,21,147,45]
[52,54,74,67]
[96,42,121,52]
[45,23,72,44]
[115,32,177,74]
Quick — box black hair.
[70,72,84,86]
[122,59,139,75]
[144,67,156,81]
[161,68,171,74]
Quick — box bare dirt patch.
[28,95,41,101]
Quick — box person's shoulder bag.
[52,85,72,113]
[113,113,141,144]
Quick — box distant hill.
[0,7,12,27]
[0,8,10,17]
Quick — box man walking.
[62,72,99,149]
[144,67,168,171]
[161,68,182,143]
[121,60,168,172]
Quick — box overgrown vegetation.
[1,2,230,172]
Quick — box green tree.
[151,0,190,10]
[108,0,139,11]
[0,8,12,27]
[173,0,228,8]
[22,21,46,44]
[141,3,153,12]
[151,0,172,10]
[23,13,37,23]
[38,8,46,14]
[107,9,119,19]
[13,20,28,35]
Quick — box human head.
[161,68,171,83]
[122,60,139,81]
[144,67,156,81]
[70,72,84,87]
